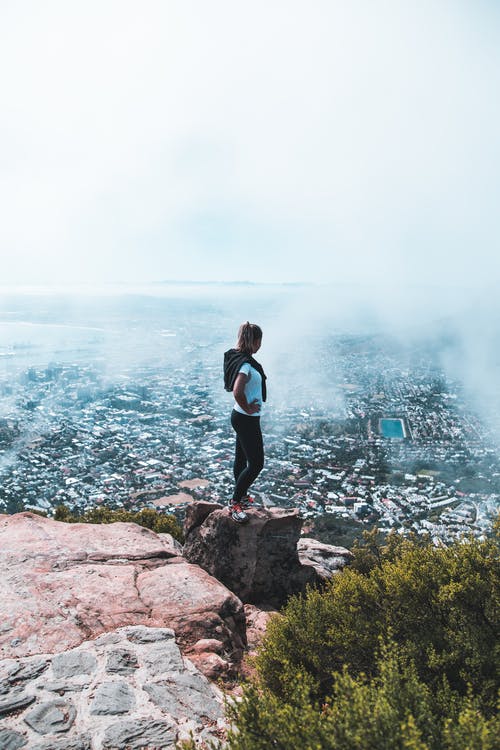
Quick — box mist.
[1,1,499,291]
[1,283,498,443]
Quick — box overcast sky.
[1,0,499,288]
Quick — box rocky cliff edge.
[0,506,351,749]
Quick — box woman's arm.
[233,372,260,414]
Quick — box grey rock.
[0,691,36,717]
[0,679,10,695]
[93,632,122,646]
[143,642,184,675]
[24,699,76,734]
[105,648,139,674]
[31,735,91,750]
[144,671,222,721]
[297,538,353,580]
[7,660,49,685]
[125,625,175,643]
[0,729,28,749]
[51,651,97,678]
[102,718,176,750]
[90,681,136,715]
[143,681,184,717]
[171,671,222,718]
[43,678,91,693]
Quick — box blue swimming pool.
[380,418,405,438]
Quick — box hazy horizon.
[1,283,499,446]
[1,1,499,289]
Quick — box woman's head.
[236,321,262,354]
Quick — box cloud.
[0,1,499,286]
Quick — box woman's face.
[252,337,262,354]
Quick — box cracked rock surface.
[0,512,246,674]
[0,626,225,749]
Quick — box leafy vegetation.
[216,644,499,750]
[180,524,499,750]
[53,504,184,542]
[257,529,498,709]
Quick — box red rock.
[244,604,277,651]
[0,513,245,677]
[188,639,225,655]
[184,501,223,537]
[188,652,231,680]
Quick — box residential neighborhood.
[1,332,498,545]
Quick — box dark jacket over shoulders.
[223,348,267,402]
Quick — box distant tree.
[391,470,405,484]
[53,504,72,521]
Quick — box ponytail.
[236,321,262,354]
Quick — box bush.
[178,524,500,750]
[256,531,499,712]
[197,528,499,750]
[218,645,499,750]
[53,504,184,543]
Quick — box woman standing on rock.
[223,322,267,523]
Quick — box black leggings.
[231,409,264,502]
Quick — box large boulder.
[0,513,246,676]
[183,504,318,607]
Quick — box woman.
[223,322,267,523]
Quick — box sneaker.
[240,495,255,509]
[230,502,248,524]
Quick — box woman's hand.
[246,399,261,414]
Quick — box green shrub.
[53,504,184,543]
[256,531,499,712]
[178,528,499,750]
[219,645,499,750]
[178,646,499,750]
[26,508,48,518]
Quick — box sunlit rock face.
[0,512,246,672]
[183,503,351,607]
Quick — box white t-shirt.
[233,362,263,417]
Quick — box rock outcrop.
[0,512,246,674]
[297,538,353,580]
[0,506,352,747]
[183,503,351,607]
[0,625,225,750]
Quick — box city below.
[1,306,498,546]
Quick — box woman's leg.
[231,410,264,502]
[233,434,247,483]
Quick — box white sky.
[1,0,499,287]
